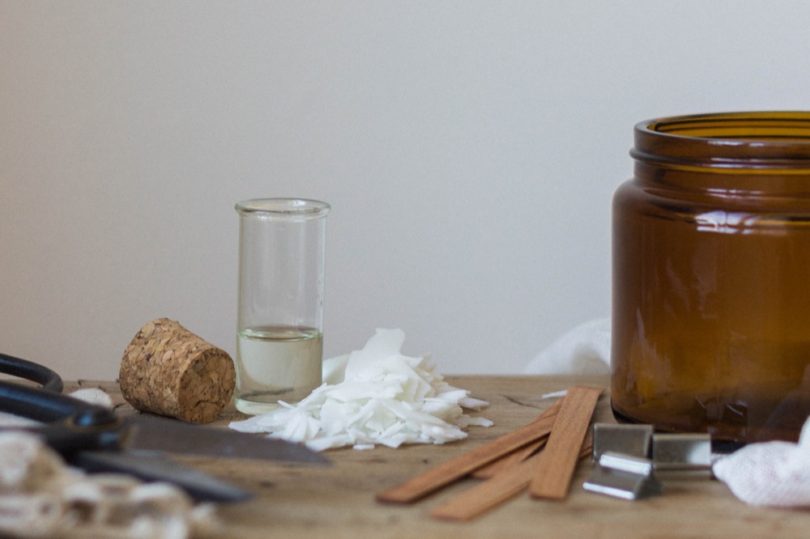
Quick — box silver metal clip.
[584,424,714,500]
[583,451,662,501]
[651,433,712,478]
[592,423,653,460]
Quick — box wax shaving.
[229,329,492,450]
[540,389,568,400]
[68,387,114,409]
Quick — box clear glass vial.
[613,112,810,444]
[235,198,330,415]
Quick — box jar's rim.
[632,111,810,170]
[235,198,331,218]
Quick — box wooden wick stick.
[431,430,593,521]
[472,438,547,479]
[470,400,562,479]
[376,399,561,504]
[473,421,598,480]
[529,386,602,500]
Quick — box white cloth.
[713,418,810,507]
[524,317,611,375]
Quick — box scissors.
[0,352,327,502]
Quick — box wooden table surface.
[70,376,810,539]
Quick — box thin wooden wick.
[376,400,562,504]
[431,430,593,521]
[529,386,602,499]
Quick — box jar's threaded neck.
[632,112,810,171]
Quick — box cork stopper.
[118,318,235,423]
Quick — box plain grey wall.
[2,1,809,380]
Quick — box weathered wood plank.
[65,376,810,539]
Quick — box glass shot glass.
[234,198,330,415]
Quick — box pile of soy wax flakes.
[229,329,492,451]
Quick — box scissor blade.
[72,451,252,503]
[124,415,329,465]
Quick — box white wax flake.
[229,329,492,450]
[68,387,114,408]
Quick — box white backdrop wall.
[2,1,810,380]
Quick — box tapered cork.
[118,318,235,423]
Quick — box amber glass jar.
[612,112,810,444]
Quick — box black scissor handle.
[0,353,63,393]
[0,378,122,454]
[0,353,121,453]
[0,353,117,427]
[0,380,116,425]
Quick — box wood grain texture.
[432,424,594,521]
[470,437,547,480]
[63,376,810,539]
[471,400,561,479]
[432,449,537,521]
[529,386,602,499]
[376,397,560,504]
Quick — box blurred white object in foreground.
[0,432,217,538]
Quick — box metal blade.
[123,415,329,465]
[72,450,252,503]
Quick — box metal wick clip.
[582,424,712,501]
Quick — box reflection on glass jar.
[612,112,810,444]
